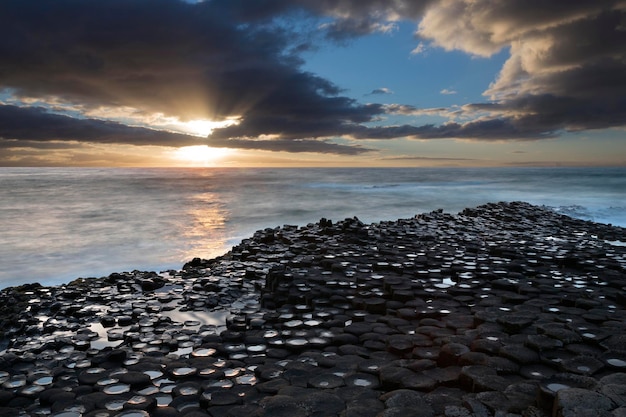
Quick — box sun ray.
[178,117,240,137]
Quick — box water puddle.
[161,309,230,328]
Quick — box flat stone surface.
[555,388,614,415]
[380,389,431,409]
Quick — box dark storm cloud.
[0,0,300,120]
[0,139,78,150]
[0,105,201,147]
[207,137,372,155]
[0,0,424,123]
[348,118,556,141]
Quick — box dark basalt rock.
[0,202,625,416]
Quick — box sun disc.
[173,145,232,166]
[181,118,240,137]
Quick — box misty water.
[1,167,625,289]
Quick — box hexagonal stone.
[299,391,346,415]
[555,388,613,416]
[499,343,539,364]
[437,343,470,367]
[308,374,345,389]
[601,384,626,407]
[560,356,604,376]
[459,365,509,393]
[380,389,432,410]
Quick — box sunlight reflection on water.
[180,191,229,262]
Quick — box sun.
[179,117,240,137]
[185,120,221,137]
[173,145,233,166]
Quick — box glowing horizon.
[172,145,235,167]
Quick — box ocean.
[1,167,624,289]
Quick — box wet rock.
[377,407,435,417]
[503,382,539,413]
[260,395,302,417]
[538,373,599,410]
[560,355,604,375]
[208,390,241,406]
[460,365,509,392]
[601,384,626,407]
[256,378,290,394]
[554,388,614,416]
[343,373,380,389]
[300,391,346,415]
[475,391,515,414]
[1,202,625,417]
[422,366,462,386]
[379,366,416,391]
[117,372,152,389]
[526,334,564,351]
[380,389,432,410]
[613,407,626,417]
[499,343,540,364]
[343,405,382,417]
[603,335,626,353]
[438,343,470,367]
[308,373,345,389]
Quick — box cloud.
[367,88,394,96]
[0,0,624,159]
[417,0,620,57]
[381,155,476,161]
[346,118,556,141]
[0,143,171,167]
[204,0,430,22]
[410,42,428,55]
[0,139,80,150]
[440,88,457,95]
[384,104,456,117]
[413,0,626,139]
[321,19,398,42]
[206,137,373,155]
[0,105,202,147]
[0,0,430,122]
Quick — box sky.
[0,0,624,167]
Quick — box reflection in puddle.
[90,323,125,350]
[86,306,231,351]
[546,383,569,393]
[161,309,230,328]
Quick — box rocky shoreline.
[1,201,625,417]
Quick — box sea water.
[1,167,624,289]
